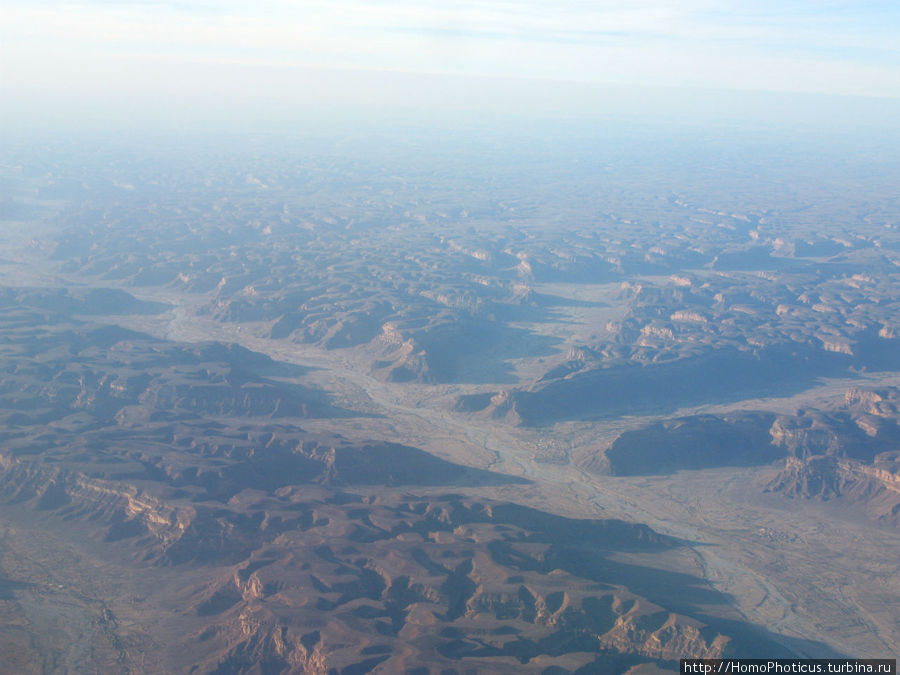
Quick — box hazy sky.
[2,1,899,129]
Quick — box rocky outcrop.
[765,454,900,526]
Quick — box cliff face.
[0,453,192,547]
[1,443,776,672]
[0,299,808,673]
[169,493,741,673]
[765,454,900,526]
[574,387,900,527]
[761,388,900,524]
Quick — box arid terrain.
[1,128,899,673]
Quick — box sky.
[2,1,900,130]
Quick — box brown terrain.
[0,130,898,672]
